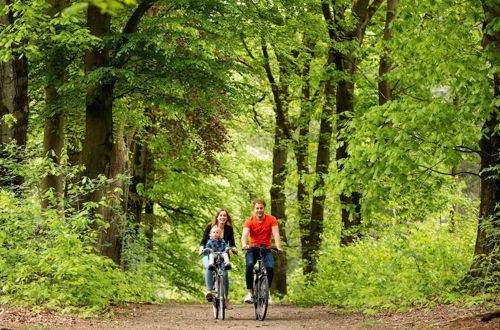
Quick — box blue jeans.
[245,248,274,290]
[202,255,229,295]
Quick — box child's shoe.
[224,262,232,270]
[205,291,213,302]
[208,263,215,270]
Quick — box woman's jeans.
[245,248,274,290]
[202,255,229,296]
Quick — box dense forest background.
[0,0,498,313]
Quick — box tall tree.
[0,0,29,187]
[261,38,290,295]
[81,0,157,263]
[40,0,69,209]
[295,37,315,274]
[332,0,383,246]
[471,0,500,279]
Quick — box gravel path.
[1,303,499,329]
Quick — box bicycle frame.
[247,245,276,321]
[211,252,227,320]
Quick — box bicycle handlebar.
[200,247,238,256]
[243,245,283,253]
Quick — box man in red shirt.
[241,199,283,303]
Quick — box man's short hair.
[252,199,266,207]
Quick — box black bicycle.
[246,245,279,321]
[203,250,233,320]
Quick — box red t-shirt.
[244,214,278,248]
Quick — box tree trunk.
[41,0,69,209]
[378,0,398,105]
[82,5,113,185]
[82,1,158,264]
[261,40,288,296]
[96,129,129,264]
[301,2,339,275]
[336,0,383,246]
[471,0,500,279]
[81,5,118,261]
[144,201,154,251]
[296,41,313,274]
[0,0,29,188]
[270,125,288,296]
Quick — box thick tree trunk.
[96,129,129,264]
[0,0,29,188]
[82,5,113,184]
[81,5,118,261]
[0,58,28,147]
[471,0,500,278]
[82,1,158,264]
[41,0,69,209]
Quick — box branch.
[418,165,480,178]
[157,201,194,217]
[261,37,292,139]
[241,35,256,60]
[251,94,266,128]
[112,0,159,68]
[394,127,482,155]
[123,0,157,34]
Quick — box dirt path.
[1,303,499,329]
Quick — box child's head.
[210,226,221,239]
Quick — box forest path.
[1,303,499,329]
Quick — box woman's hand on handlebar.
[199,247,213,255]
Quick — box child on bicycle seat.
[205,226,232,270]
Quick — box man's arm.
[241,227,250,249]
[272,225,282,251]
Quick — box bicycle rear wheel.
[254,276,269,321]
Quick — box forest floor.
[1,302,499,329]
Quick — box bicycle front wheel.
[218,273,226,320]
[212,277,219,319]
[254,275,269,321]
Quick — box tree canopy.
[0,0,498,312]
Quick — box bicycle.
[203,249,234,320]
[245,245,279,321]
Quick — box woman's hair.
[211,208,233,227]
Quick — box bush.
[0,190,158,312]
[289,219,477,309]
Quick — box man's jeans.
[202,255,229,295]
[245,248,274,290]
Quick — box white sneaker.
[244,292,253,304]
[268,293,272,304]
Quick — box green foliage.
[0,190,159,312]
[289,219,477,309]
